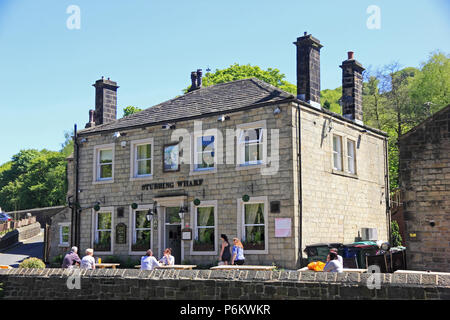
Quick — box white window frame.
[191,132,217,174]
[346,138,357,175]
[236,120,267,169]
[93,144,115,184]
[190,200,218,255]
[58,222,70,247]
[128,204,153,255]
[91,207,114,255]
[236,196,269,254]
[130,138,154,181]
[332,135,343,171]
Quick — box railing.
[390,188,402,214]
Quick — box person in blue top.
[231,238,245,265]
[323,251,343,273]
[140,249,161,270]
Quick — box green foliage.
[0,131,72,212]
[123,106,143,117]
[18,257,46,269]
[184,63,297,95]
[320,87,342,114]
[391,220,403,247]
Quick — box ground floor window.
[193,206,215,252]
[131,208,152,252]
[242,201,266,251]
[59,223,70,246]
[93,209,112,252]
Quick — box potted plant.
[193,240,214,252]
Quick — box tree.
[184,63,297,95]
[320,87,342,114]
[123,106,143,117]
[391,220,403,247]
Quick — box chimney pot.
[196,69,203,88]
[348,51,354,60]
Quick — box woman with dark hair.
[219,234,231,265]
[323,251,343,273]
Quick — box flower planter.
[94,243,111,252]
[193,243,215,252]
[242,242,265,251]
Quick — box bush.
[18,257,46,269]
[391,220,403,247]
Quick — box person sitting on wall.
[159,248,175,266]
[323,251,343,273]
[231,238,245,265]
[329,248,343,266]
[141,249,161,270]
[62,246,82,269]
[80,248,96,270]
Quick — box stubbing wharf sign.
[142,179,204,191]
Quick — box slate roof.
[79,77,294,135]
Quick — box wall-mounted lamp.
[273,107,281,115]
[80,138,88,144]
[162,123,176,130]
[113,132,121,139]
[120,141,127,148]
[218,115,230,122]
[178,205,189,220]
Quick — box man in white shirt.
[141,249,161,270]
[330,248,343,266]
[80,248,96,269]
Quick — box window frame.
[93,144,115,184]
[332,134,343,171]
[236,120,267,169]
[237,196,269,254]
[130,138,154,181]
[91,207,114,254]
[128,204,153,255]
[190,200,218,255]
[346,138,357,175]
[191,132,218,174]
[58,222,70,247]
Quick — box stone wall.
[297,105,389,247]
[0,268,449,300]
[76,102,299,268]
[6,206,67,229]
[399,105,450,272]
[0,222,41,250]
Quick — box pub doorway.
[163,206,182,264]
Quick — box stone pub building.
[63,34,389,269]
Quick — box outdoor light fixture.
[146,209,153,221]
[113,132,121,139]
[80,138,88,143]
[273,107,281,115]
[178,205,189,220]
[162,123,176,130]
[217,115,230,122]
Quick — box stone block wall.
[399,106,450,272]
[0,268,449,300]
[76,102,299,268]
[296,105,389,249]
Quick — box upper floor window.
[237,121,266,167]
[347,139,356,174]
[131,138,153,179]
[194,135,216,171]
[333,135,343,171]
[94,144,114,182]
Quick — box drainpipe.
[73,124,80,249]
[384,137,391,244]
[296,103,304,268]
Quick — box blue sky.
[0,0,449,165]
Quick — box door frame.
[154,196,187,262]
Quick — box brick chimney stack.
[340,51,365,125]
[293,32,323,109]
[92,77,119,125]
[85,109,96,128]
